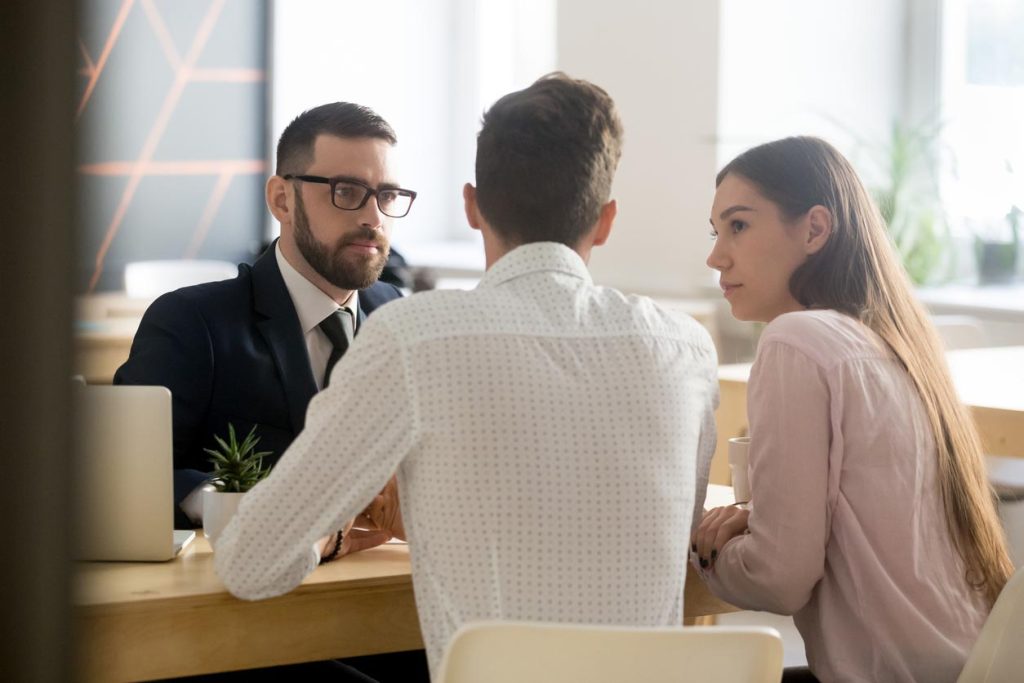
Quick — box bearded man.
[114,103,410,537]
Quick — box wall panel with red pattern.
[77,0,268,292]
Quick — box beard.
[292,191,390,291]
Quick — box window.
[939,0,1024,253]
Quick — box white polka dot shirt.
[214,242,720,677]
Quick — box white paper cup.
[728,436,751,503]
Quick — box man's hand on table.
[318,515,390,562]
[317,476,406,563]
[362,475,406,541]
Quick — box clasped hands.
[319,476,406,561]
[690,504,749,571]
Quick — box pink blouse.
[704,310,988,683]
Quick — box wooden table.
[73,294,151,384]
[74,318,141,385]
[712,345,1024,484]
[75,486,738,682]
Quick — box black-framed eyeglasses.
[282,174,417,218]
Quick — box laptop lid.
[74,384,183,561]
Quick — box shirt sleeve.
[214,313,415,601]
[691,335,720,535]
[704,339,831,615]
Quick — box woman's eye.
[708,230,718,241]
[731,219,747,233]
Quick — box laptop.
[74,384,195,561]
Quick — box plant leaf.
[205,422,274,493]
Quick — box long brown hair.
[718,136,1013,605]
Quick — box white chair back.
[124,259,237,299]
[437,621,783,683]
[957,567,1024,682]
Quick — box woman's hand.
[691,505,749,570]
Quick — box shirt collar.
[477,242,592,289]
[275,242,358,335]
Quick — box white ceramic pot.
[203,489,246,547]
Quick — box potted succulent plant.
[202,423,271,545]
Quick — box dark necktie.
[318,308,354,387]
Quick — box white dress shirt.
[214,242,720,678]
[275,243,359,390]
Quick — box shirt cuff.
[179,483,212,525]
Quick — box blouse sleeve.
[704,339,832,615]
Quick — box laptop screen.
[73,384,178,561]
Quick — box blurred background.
[2,1,1022,679]
[73,0,1024,366]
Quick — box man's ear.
[591,199,617,247]
[463,183,481,230]
[805,205,832,255]
[266,176,291,224]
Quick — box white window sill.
[394,238,486,278]
[916,283,1024,322]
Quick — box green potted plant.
[202,423,272,544]
[865,120,949,285]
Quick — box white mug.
[728,436,751,503]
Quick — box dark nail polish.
[691,543,697,553]
[711,549,718,560]
[699,558,708,568]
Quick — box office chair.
[957,566,1024,682]
[124,259,237,299]
[437,621,784,683]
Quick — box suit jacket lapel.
[356,299,367,333]
[250,242,317,434]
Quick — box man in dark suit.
[115,102,429,681]
[114,102,410,534]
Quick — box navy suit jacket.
[113,243,402,526]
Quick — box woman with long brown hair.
[693,136,1012,682]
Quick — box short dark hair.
[276,102,397,176]
[474,72,623,247]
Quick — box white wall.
[271,0,556,259]
[272,1,459,244]
[557,0,721,297]
[271,1,909,301]
[718,0,906,183]
[556,0,907,300]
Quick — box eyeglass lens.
[332,181,413,217]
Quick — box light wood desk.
[74,318,141,384]
[75,486,738,682]
[712,345,1024,484]
[74,294,151,384]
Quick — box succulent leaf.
[206,423,273,493]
